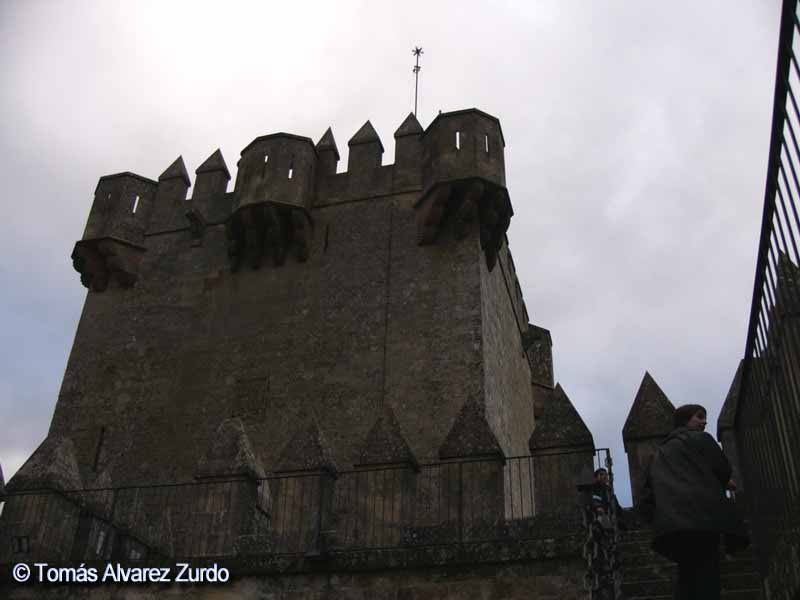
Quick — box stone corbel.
[185,208,207,247]
[71,238,146,292]
[414,177,513,270]
[226,202,313,272]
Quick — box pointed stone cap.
[196,417,265,480]
[159,156,191,187]
[348,120,384,152]
[276,420,337,474]
[529,384,594,451]
[195,149,231,180]
[6,436,83,493]
[717,360,744,437]
[623,372,675,442]
[394,113,423,138]
[316,127,340,160]
[356,406,418,468]
[439,397,504,460]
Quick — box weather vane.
[412,46,423,117]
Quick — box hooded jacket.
[642,427,735,542]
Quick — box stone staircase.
[618,527,762,600]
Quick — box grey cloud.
[0,1,779,507]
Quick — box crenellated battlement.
[71,108,512,290]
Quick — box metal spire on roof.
[412,46,423,117]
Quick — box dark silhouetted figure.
[642,404,738,600]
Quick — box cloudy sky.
[0,1,780,506]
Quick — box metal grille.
[0,450,613,562]
[737,1,800,597]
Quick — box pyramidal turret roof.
[159,156,191,187]
[623,372,675,441]
[348,120,384,151]
[529,384,594,451]
[195,149,230,180]
[394,112,423,138]
[717,360,744,436]
[316,127,340,160]
[357,406,417,467]
[6,436,83,493]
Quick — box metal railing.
[736,1,800,598]
[0,449,613,563]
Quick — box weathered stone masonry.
[1,109,602,598]
[34,109,543,489]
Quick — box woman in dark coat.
[642,404,737,600]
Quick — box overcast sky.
[0,1,780,506]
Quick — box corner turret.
[414,109,512,270]
[71,172,157,291]
[227,133,316,270]
[422,108,505,187]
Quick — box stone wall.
[480,241,535,458]
[52,190,493,486]
[36,110,532,495]
[4,111,591,587]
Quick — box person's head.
[674,404,707,431]
[594,468,609,485]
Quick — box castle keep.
[39,109,537,484]
[0,109,605,598]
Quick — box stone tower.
[1,110,598,597]
[41,109,525,486]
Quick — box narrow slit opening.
[264,154,269,163]
[93,426,106,471]
[132,195,140,214]
[288,158,294,179]
[485,134,489,154]
[455,131,461,150]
